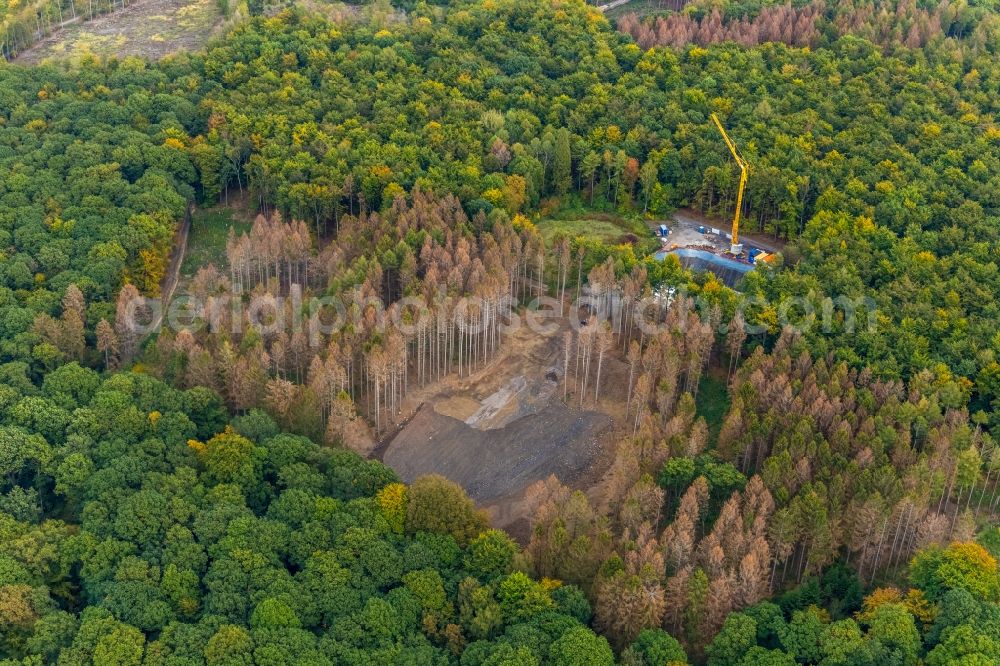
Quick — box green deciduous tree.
[405,475,488,546]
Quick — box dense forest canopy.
[1,0,997,404]
[0,368,615,663]
[0,0,998,663]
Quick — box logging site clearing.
[14,0,222,64]
[380,311,632,539]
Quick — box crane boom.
[710,112,748,254]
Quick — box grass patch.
[182,206,252,277]
[536,203,655,248]
[536,216,639,245]
[535,204,663,290]
[697,369,730,445]
[979,526,1000,559]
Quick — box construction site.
[649,113,781,286]
[651,211,781,286]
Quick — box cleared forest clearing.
[381,311,632,539]
[14,0,221,63]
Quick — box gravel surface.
[384,396,611,503]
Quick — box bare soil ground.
[667,208,786,254]
[386,401,610,505]
[381,312,631,538]
[15,0,222,64]
[141,206,191,341]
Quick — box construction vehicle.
[710,112,748,256]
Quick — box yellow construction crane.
[710,112,748,256]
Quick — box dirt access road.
[598,0,634,12]
[132,206,190,345]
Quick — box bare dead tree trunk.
[949,485,965,538]
[869,516,890,584]
[594,327,607,405]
